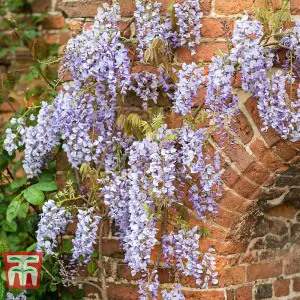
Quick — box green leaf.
[10,177,27,190]
[2,220,17,232]
[24,187,44,205]
[1,271,6,281]
[18,202,29,218]
[39,172,55,183]
[33,182,57,192]
[49,283,57,292]
[0,280,5,300]
[26,242,37,252]
[87,261,96,275]
[6,200,20,223]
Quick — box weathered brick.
[183,290,225,300]
[255,284,273,300]
[247,261,283,281]
[66,20,84,37]
[274,279,290,297]
[101,238,124,257]
[291,0,300,14]
[274,141,299,162]
[232,177,259,199]
[293,277,300,292]
[245,98,281,147]
[284,254,300,275]
[266,204,297,219]
[59,0,135,18]
[32,0,52,12]
[215,0,283,15]
[243,161,270,185]
[235,285,253,300]
[200,0,212,15]
[250,139,286,172]
[42,15,66,29]
[222,167,239,187]
[177,43,227,63]
[218,266,246,287]
[218,190,251,214]
[215,206,240,228]
[235,111,254,144]
[107,283,139,300]
[200,18,233,38]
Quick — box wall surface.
[2,0,300,299]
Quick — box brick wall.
[2,0,300,299]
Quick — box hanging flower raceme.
[173,62,204,116]
[161,285,185,299]
[36,200,72,255]
[162,227,218,288]
[174,0,203,55]
[71,208,101,264]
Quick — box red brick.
[235,285,253,300]
[235,111,254,144]
[213,134,255,173]
[250,139,286,172]
[59,0,135,18]
[266,204,297,219]
[218,266,246,287]
[177,43,227,63]
[284,255,300,275]
[218,191,251,214]
[183,290,225,300]
[274,279,290,297]
[201,18,233,38]
[200,0,212,15]
[247,261,283,281]
[42,15,66,29]
[107,283,139,300]
[222,167,239,187]
[245,98,281,147]
[208,226,228,240]
[215,206,240,228]
[291,0,300,14]
[274,141,299,162]
[232,177,259,199]
[101,238,123,256]
[243,161,270,185]
[59,31,70,44]
[215,0,283,15]
[32,0,52,12]
[293,277,300,292]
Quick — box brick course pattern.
[2,0,300,299]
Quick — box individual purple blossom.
[71,208,101,264]
[129,72,159,108]
[6,291,27,300]
[174,0,203,55]
[36,200,72,255]
[161,285,185,299]
[173,62,204,116]
[4,118,26,155]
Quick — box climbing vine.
[0,0,299,299]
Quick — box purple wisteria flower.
[138,274,160,300]
[161,285,185,299]
[162,227,218,288]
[36,200,72,255]
[71,208,101,264]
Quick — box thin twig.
[97,207,110,300]
[6,167,14,181]
[74,280,103,295]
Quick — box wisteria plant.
[0,0,299,299]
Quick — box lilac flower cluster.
[129,72,160,108]
[23,102,61,177]
[3,118,26,155]
[61,2,130,94]
[178,126,222,219]
[281,21,300,76]
[6,291,27,300]
[205,55,239,130]
[174,0,203,55]
[138,274,160,300]
[173,63,204,116]
[134,0,176,59]
[162,227,218,288]
[71,208,101,264]
[36,200,72,255]
[161,285,185,299]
